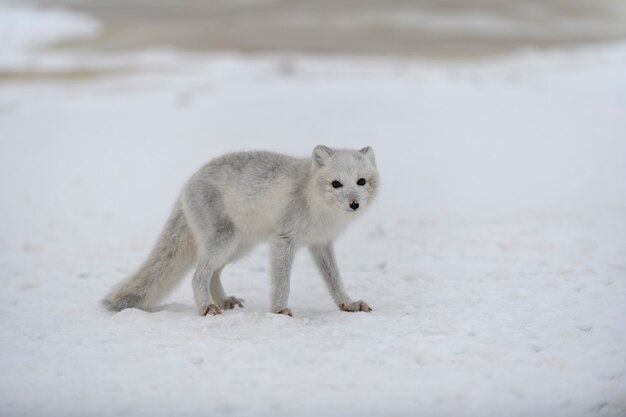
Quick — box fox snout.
[349,201,360,211]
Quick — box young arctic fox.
[103,145,378,316]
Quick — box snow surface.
[0,3,100,69]
[1,4,626,417]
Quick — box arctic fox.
[103,145,378,316]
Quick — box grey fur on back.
[103,146,379,316]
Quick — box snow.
[1,4,626,417]
[0,3,100,69]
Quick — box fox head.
[310,145,379,214]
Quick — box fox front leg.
[309,243,372,312]
[270,237,296,316]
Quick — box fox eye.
[332,181,343,188]
[357,178,366,186]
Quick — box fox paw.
[273,308,293,317]
[340,300,372,312]
[220,296,244,310]
[200,304,222,316]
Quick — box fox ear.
[360,146,376,165]
[312,145,333,167]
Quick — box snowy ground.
[1,4,626,417]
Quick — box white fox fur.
[103,145,379,316]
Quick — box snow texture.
[1,4,625,417]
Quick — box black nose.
[350,201,360,211]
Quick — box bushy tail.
[103,200,197,311]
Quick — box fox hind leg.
[183,183,238,316]
[210,268,244,310]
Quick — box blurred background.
[5,0,626,57]
[3,0,625,211]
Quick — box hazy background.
[18,0,626,58]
